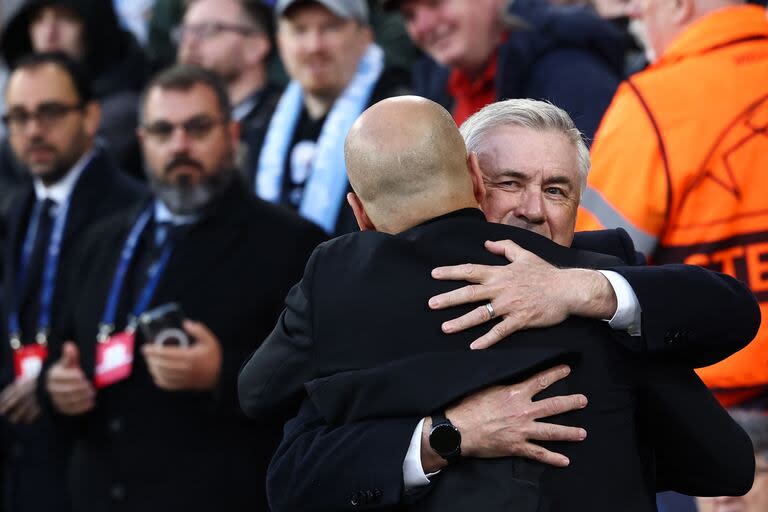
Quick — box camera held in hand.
[138,303,194,348]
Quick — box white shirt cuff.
[403,418,440,493]
[598,270,642,336]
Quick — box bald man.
[238,97,754,511]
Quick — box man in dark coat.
[383,0,626,140]
[0,0,151,177]
[43,65,326,512]
[239,97,758,510]
[0,53,145,512]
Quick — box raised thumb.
[61,342,80,368]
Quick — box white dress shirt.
[32,149,94,205]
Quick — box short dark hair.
[9,52,94,104]
[241,0,275,37]
[139,65,232,122]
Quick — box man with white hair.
[239,97,759,511]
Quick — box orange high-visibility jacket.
[577,5,768,404]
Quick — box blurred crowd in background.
[0,0,767,511]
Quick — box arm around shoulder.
[237,247,322,419]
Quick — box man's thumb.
[61,342,80,368]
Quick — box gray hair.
[459,99,591,197]
[730,408,768,458]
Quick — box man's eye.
[545,187,565,196]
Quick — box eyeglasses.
[141,116,226,143]
[172,22,258,43]
[1,102,83,131]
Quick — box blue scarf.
[256,44,384,234]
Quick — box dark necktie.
[18,198,57,291]
[18,198,57,335]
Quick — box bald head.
[345,96,481,234]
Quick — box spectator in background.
[698,409,768,512]
[249,0,409,236]
[42,65,324,512]
[576,0,768,409]
[177,0,282,178]
[546,0,647,74]
[0,52,144,512]
[382,0,626,139]
[0,0,30,220]
[113,0,156,45]
[0,0,151,178]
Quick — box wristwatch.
[429,411,462,462]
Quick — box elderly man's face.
[399,0,501,72]
[28,5,86,59]
[477,125,581,247]
[277,3,371,100]
[139,84,239,214]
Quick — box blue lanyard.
[7,199,72,350]
[97,207,176,342]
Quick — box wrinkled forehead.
[477,125,581,186]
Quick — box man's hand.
[46,342,96,416]
[420,365,587,473]
[429,239,617,349]
[0,377,41,424]
[141,320,222,391]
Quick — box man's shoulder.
[572,228,639,264]
[77,148,147,204]
[238,191,326,238]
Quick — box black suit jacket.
[55,181,326,512]
[0,146,145,512]
[239,209,757,511]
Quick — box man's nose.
[21,116,46,138]
[303,30,324,54]
[514,189,546,225]
[167,126,192,153]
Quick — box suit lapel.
[8,189,36,308]
[60,150,112,247]
[151,186,248,304]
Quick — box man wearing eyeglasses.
[0,52,144,512]
[0,0,151,178]
[41,64,325,512]
[177,0,282,177]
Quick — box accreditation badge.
[94,331,135,389]
[13,345,48,381]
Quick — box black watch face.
[431,424,461,457]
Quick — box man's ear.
[228,120,241,148]
[243,34,271,66]
[347,192,376,231]
[467,151,487,205]
[672,0,694,24]
[82,101,101,138]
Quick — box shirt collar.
[33,148,95,205]
[231,90,263,123]
[153,199,200,226]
